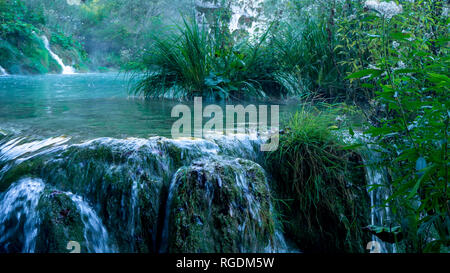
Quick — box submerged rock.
[166,156,276,253]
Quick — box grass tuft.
[265,106,371,252]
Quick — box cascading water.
[68,194,114,253]
[340,131,397,253]
[160,154,291,253]
[159,169,183,253]
[0,178,45,253]
[0,66,8,76]
[41,36,75,75]
[362,148,397,253]
[0,133,292,253]
[0,177,114,253]
[0,136,70,180]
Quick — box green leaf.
[389,32,412,41]
[361,83,374,88]
[407,178,421,199]
[393,69,417,75]
[427,73,450,84]
[349,126,355,137]
[342,143,364,150]
[345,69,383,79]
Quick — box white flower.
[397,61,406,69]
[392,61,408,73]
[392,41,399,49]
[402,29,415,41]
[348,14,357,21]
[67,0,81,5]
[365,0,403,19]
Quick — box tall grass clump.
[130,18,210,99]
[272,18,345,99]
[130,17,281,100]
[265,106,371,252]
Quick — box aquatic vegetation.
[129,13,347,100]
[265,108,371,252]
[129,17,279,100]
[272,18,345,99]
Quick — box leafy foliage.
[341,0,449,252]
[0,0,87,74]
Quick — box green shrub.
[344,0,449,252]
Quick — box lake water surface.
[0,73,300,141]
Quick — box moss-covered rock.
[0,138,169,252]
[36,189,85,253]
[167,156,276,253]
[35,139,167,252]
[0,136,270,252]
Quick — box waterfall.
[68,194,114,253]
[362,148,397,253]
[0,134,294,253]
[340,130,397,253]
[0,136,70,180]
[0,178,45,253]
[41,36,75,75]
[159,169,182,253]
[160,154,292,253]
[0,178,114,253]
[0,65,8,76]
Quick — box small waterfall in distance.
[362,148,397,253]
[41,36,76,75]
[0,65,8,76]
